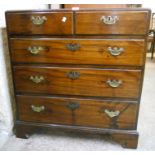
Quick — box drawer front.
[10,38,145,66]
[17,95,138,130]
[17,95,73,125]
[76,10,150,35]
[14,66,142,98]
[6,12,73,35]
[75,99,138,129]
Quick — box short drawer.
[13,66,142,99]
[17,95,73,125]
[17,95,138,130]
[76,10,150,35]
[10,38,145,66]
[6,11,73,35]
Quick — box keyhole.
[108,16,111,21]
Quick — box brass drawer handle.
[31,16,47,25]
[108,47,124,56]
[66,102,80,110]
[67,71,80,80]
[30,75,44,84]
[100,16,119,25]
[31,105,45,112]
[66,43,81,51]
[104,109,120,118]
[106,79,122,88]
[27,46,48,55]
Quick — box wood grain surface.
[17,95,138,129]
[13,66,142,98]
[6,12,73,35]
[10,38,145,66]
[76,10,150,35]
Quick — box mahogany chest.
[5,9,151,149]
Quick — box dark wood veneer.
[16,95,138,130]
[10,38,145,66]
[76,10,149,35]
[5,8,151,149]
[13,66,142,98]
[6,12,73,35]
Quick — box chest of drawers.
[5,9,150,149]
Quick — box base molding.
[15,121,139,149]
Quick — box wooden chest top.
[6,9,150,35]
